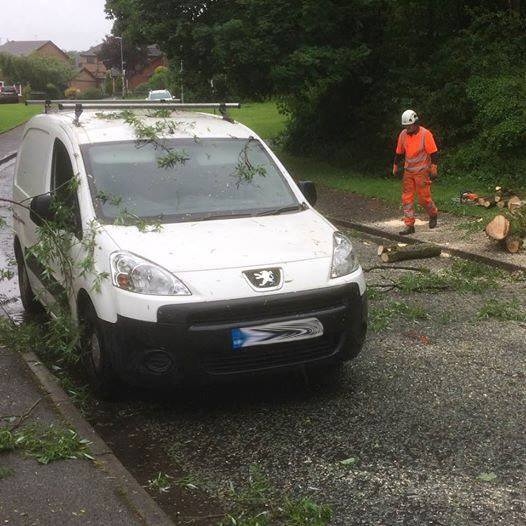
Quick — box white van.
[13,102,367,397]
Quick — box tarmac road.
[85,236,526,524]
[1,159,525,525]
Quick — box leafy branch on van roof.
[233,137,267,185]
[95,110,190,170]
[95,110,268,183]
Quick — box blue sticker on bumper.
[231,318,324,350]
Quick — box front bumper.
[105,282,368,387]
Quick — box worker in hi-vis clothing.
[393,110,439,235]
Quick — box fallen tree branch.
[364,265,429,273]
[9,397,45,431]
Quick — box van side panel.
[13,127,54,306]
[15,128,52,198]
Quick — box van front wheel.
[15,250,43,314]
[80,304,119,400]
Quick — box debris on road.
[377,242,442,263]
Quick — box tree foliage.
[0,54,72,92]
[97,34,149,74]
[105,0,526,183]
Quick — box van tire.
[15,248,43,314]
[79,303,120,400]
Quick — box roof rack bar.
[26,100,240,110]
[27,99,181,104]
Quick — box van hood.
[102,210,334,272]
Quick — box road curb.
[20,350,174,526]
[330,216,526,273]
[0,151,17,166]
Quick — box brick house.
[69,68,100,93]
[128,45,168,90]
[0,40,70,63]
[69,45,107,93]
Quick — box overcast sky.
[0,0,114,51]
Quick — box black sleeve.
[430,152,439,164]
[394,153,404,164]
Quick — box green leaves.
[339,457,357,466]
[0,425,92,465]
[477,472,498,483]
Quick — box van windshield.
[81,138,300,223]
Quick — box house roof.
[80,44,103,57]
[71,67,98,80]
[0,40,51,56]
[0,40,70,62]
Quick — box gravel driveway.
[84,230,526,525]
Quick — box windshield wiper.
[197,212,255,221]
[255,203,306,217]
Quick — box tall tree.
[97,35,148,75]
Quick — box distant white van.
[12,102,367,397]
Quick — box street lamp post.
[115,36,125,99]
[180,45,184,103]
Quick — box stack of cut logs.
[484,187,525,253]
[475,187,522,211]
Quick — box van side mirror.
[30,194,55,226]
[297,181,317,206]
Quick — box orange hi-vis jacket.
[396,126,438,176]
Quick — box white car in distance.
[146,89,175,102]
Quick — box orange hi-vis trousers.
[402,172,438,226]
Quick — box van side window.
[51,139,82,238]
[17,129,51,197]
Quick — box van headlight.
[330,232,360,278]
[110,252,191,296]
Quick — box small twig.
[9,397,44,431]
[369,283,398,292]
[182,513,225,523]
[364,265,429,273]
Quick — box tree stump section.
[485,215,510,241]
[504,236,524,254]
[508,196,522,212]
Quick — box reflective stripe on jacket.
[396,126,437,176]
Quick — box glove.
[430,164,438,180]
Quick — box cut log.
[504,235,524,254]
[485,215,510,241]
[508,196,522,212]
[477,197,493,208]
[496,200,506,209]
[380,243,441,263]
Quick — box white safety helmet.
[401,109,418,126]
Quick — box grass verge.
[277,149,503,219]
[0,104,41,134]
[229,101,522,219]
[231,101,288,139]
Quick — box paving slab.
[0,346,149,525]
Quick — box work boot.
[399,225,415,236]
[429,215,438,229]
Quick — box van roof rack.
[25,100,241,125]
